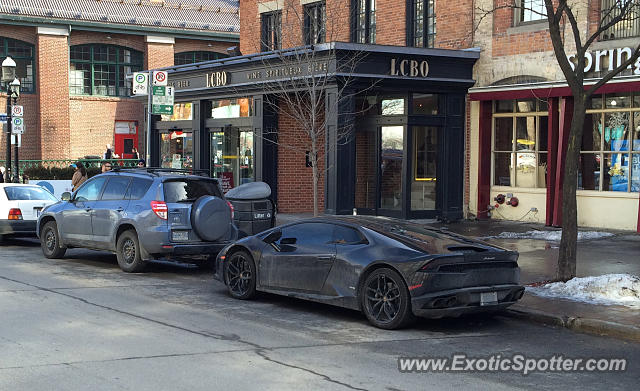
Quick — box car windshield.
[4,186,57,201]
[163,179,222,203]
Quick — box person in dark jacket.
[104,144,113,160]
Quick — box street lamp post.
[10,78,20,182]
[2,56,16,182]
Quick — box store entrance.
[159,129,193,169]
[210,126,255,192]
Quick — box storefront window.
[160,131,193,169]
[211,127,254,192]
[492,99,548,188]
[209,98,253,119]
[161,103,193,121]
[412,94,439,115]
[581,93,640,192]
[381,98,405,115]
[412,126,437,210]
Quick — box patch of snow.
[485,230,614,241]
[527,274,640,308]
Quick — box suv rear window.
[163,179,222,203]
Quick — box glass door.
[159,130,193,169]
[411,126,438,211]
[210,127,254,192]
[379,126,405,212]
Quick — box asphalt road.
[1,237,638,390]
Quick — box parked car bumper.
[410,284,525,318]
[148,242,232,257]
[0,219,37,236]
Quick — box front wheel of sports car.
[361,268,414,330]
[225,250,256,300]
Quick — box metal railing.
[600,0,640,41]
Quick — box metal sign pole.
[5,92,11,182]
[146,77,152,165]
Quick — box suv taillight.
[150,201,168,220]
[8,208,22,220]
[226,200,234,219]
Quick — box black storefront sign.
[147,43,478,220]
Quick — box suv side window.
[125,178,153,200]
[101,176,132,200]
[74,177,107,202]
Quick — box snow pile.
[486,230,614,241]
[527,274,640,308]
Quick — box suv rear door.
[91,175,132,249]
[162,178,224,242]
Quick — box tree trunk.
[311,143,319,217]
[557,97,586,281]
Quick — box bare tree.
[476,0,640,281]
[245,0,376,216]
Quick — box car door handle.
[115,207,124,212]
[85,207,92,212]
[317,255,334,261]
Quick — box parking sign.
[153,71,168,86]
[12,117,24,134]
[132,73,148,95]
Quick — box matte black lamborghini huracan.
[214,217,524,329]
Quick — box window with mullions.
[304,1,326,45]
[0,37,35,93]
[600,0,640,40]
[261,11,282,51]
[174,51,227,65]
[70,44,142,97]
[354,0,376,44]
[411,0,436,48]
[580,93,640,192]
[492,99,549,188]
[515,0,547,25]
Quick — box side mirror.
[263,229,282,244]
[61,192,71,201]
[280,237,297,245]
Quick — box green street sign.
[151,86,174,115]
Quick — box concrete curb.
[504,307,640,343]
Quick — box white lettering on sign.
[567,47,640,74]
[206,71,228,87]
[390,58,429,78]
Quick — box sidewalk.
[276,214,640,342]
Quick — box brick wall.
[146,42,175,69]
[276,99,325,213]
[69,96,144,159]
[491,0,553,57]
[37,33,70,160]
[435,0,473,49]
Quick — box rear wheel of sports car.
[41,221,66,259]
[361,268,414,330]
[225,250,256,300]
[116,230,146,273]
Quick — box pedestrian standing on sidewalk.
[137,159,146,168]
[103,144,113,160]
[131,147,139,160]
[101,161,113,173]
[0,166,5,183]
[71,162,88,191]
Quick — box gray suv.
[37,169,237,272]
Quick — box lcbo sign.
[390,58,430,78]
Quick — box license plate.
[171,230,189,241]
[254,212,271,219]
[480,291,498,306]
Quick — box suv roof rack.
[111,167,211,177]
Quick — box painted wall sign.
[567,47,640,74]
[390,58,429,78]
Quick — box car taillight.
[8,208,22,220]
[150,201,168,220]
[226,200,234,219]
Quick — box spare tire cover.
[191,196,231,241]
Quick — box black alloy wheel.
[225,250,256,300]
[116,230,146,273]
[362,268,414,329]
[40,221,66,259]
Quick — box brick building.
[150,0,483,218]
[0,0,239,164]
[467,0,640,232]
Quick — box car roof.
[0,183,47,188]
[103,168,218,182]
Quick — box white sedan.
[0,183,58,241]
